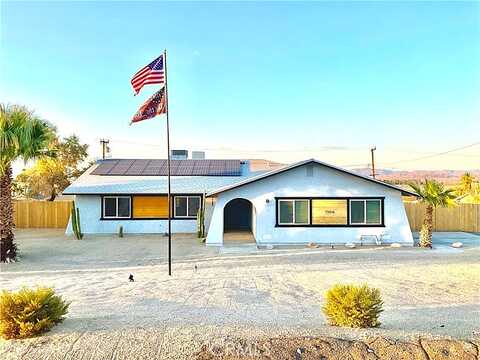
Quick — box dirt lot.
[194,336,480,360]
[0,230,479,359]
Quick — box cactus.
[196,194,206,239]
[71,201,83,240]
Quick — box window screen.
[118,198,131,217]
[294,200,309,224]
[188,197,201,217]
[279,200,294,224]
[104,198,117,217]
[278,199,309,224]
[350,200,365,224]
[366,200,381,224]
[175,197,188,217]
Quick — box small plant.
[196,194,206,239]
[118,225,124,238]
[71,201,83,240]
[322,284,383,328]
[0,287,69,339]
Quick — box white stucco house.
[63,157,417,246]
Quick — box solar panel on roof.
[177,161,195,175]
[125,159,150,175]
[140,160,162,175]
[191,160,208,175]
[157,160,169,175]
[92,159,241,176]
[109,159,135,175]
[91,160,117,175]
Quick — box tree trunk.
[0,165,17,262]
[48,189,56,201]
[419,204,433,248]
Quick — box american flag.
[131,87,166,123]
[131,55,165,95]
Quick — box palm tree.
[466,183,480,204]
[409,180,456,248]
[0,104,53,262]
[460,172,475,195]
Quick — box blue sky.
[1,1,479,171]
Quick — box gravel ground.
[0,230,479,359]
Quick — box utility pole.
[100,139,110,160]
[370,146,376,179]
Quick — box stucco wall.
[206,163,413,246]
[66,195,208,234]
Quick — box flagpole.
[164,49,172,276]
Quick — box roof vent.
[191,151,205,160]
[171,149,188,160]
[306,164,314,177]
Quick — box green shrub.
[0,287,69,339]
[322,284,383,328]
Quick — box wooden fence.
[12,200,480,232]
[404,202,480,232]
[13,200,73,229]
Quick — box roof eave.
[207,159,420,198]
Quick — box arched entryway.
[223,198,255,243]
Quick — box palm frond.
[410,179,457,208]
[0,104,53,175]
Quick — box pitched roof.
[206,159,419,197]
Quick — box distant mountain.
[351,168,480,185]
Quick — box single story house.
[63,157,417,246]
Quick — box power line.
[105,138,480,168]
[107,139,366,152]
[379,141,480,166]
[340,142,480,168]
[108,139,480,157]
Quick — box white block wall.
[206,163,413,246]
[66,195,207,234]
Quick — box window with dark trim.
[349,199,382,225]
[174,195,201,218]
[103,196,131,219]
[276,197,384,227]
[101,194,203,220]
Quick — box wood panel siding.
[132,195,169,218]
[13,200,72,228]
[404,202,480,232]
[311,199,348,225]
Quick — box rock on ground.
[194,336,480,360]
[367,337,428,359]
[420,339,478,360]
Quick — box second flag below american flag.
[131,87,166,124]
